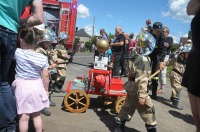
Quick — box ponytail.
[19,24,43,45]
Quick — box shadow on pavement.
[151,96,172,107]
[169,110,195,125]
[94,108,140,132]
[88,98,140,132]
[61,107,70,113]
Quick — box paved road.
[42,52,196,132]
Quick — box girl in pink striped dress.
[12,25,49,132]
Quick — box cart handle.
[148,70,160,80]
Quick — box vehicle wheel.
[64,89,90,113]
[115,96,126,113]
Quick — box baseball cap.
[153,22,163,32]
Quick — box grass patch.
[167,65,173,81]
[167,65,173,75]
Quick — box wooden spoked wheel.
[115,96,126,113]
[64,89,90,113]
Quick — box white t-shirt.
[15,48,49,79]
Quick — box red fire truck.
[21,0,78,57]
[42,0,77,49]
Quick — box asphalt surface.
[41,52,196,132]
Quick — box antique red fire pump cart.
[63,40,127,113]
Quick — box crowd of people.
[93,21,194,132]
[0,0,200,132]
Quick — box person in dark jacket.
[182,0,200,131]
[148,22,166,99]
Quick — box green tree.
[91,36,97,45]
[85,41,92,51]
[188,29,192,39]
[171,44,180,52]
[74,37,80,45]
[73,37,80,52]
[108,32,115,39]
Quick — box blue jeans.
[0,25,17,132]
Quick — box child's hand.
[51,63,57,68]
[159,62,165,71]
[139,97,146,105]
[67,55,71,60]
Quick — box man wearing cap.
[148,22,166,99]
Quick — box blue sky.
[72,0,193,43]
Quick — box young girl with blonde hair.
[12,25,49,132]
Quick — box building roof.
[179,37,188,44]
[75,29,91,38]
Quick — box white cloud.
[84,25,93,36]
[77,4,90,18]
[107,14,113,18]
[162,0,193,23]
[161,11,170,17]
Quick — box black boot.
[114,118,126,132]
[60,88,66,93]
[170,96,173,102]
[53,85,60,93]
[49,93,56,107]
[151,89,158,100]
[49,99,56,107]
[151,80,158,100]
[172,99,183,110]
[61,99,65,107]
[49,94,56,107]
[41,108,51,116]
[146,124,157,132]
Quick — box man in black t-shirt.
[110,26,126,76]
